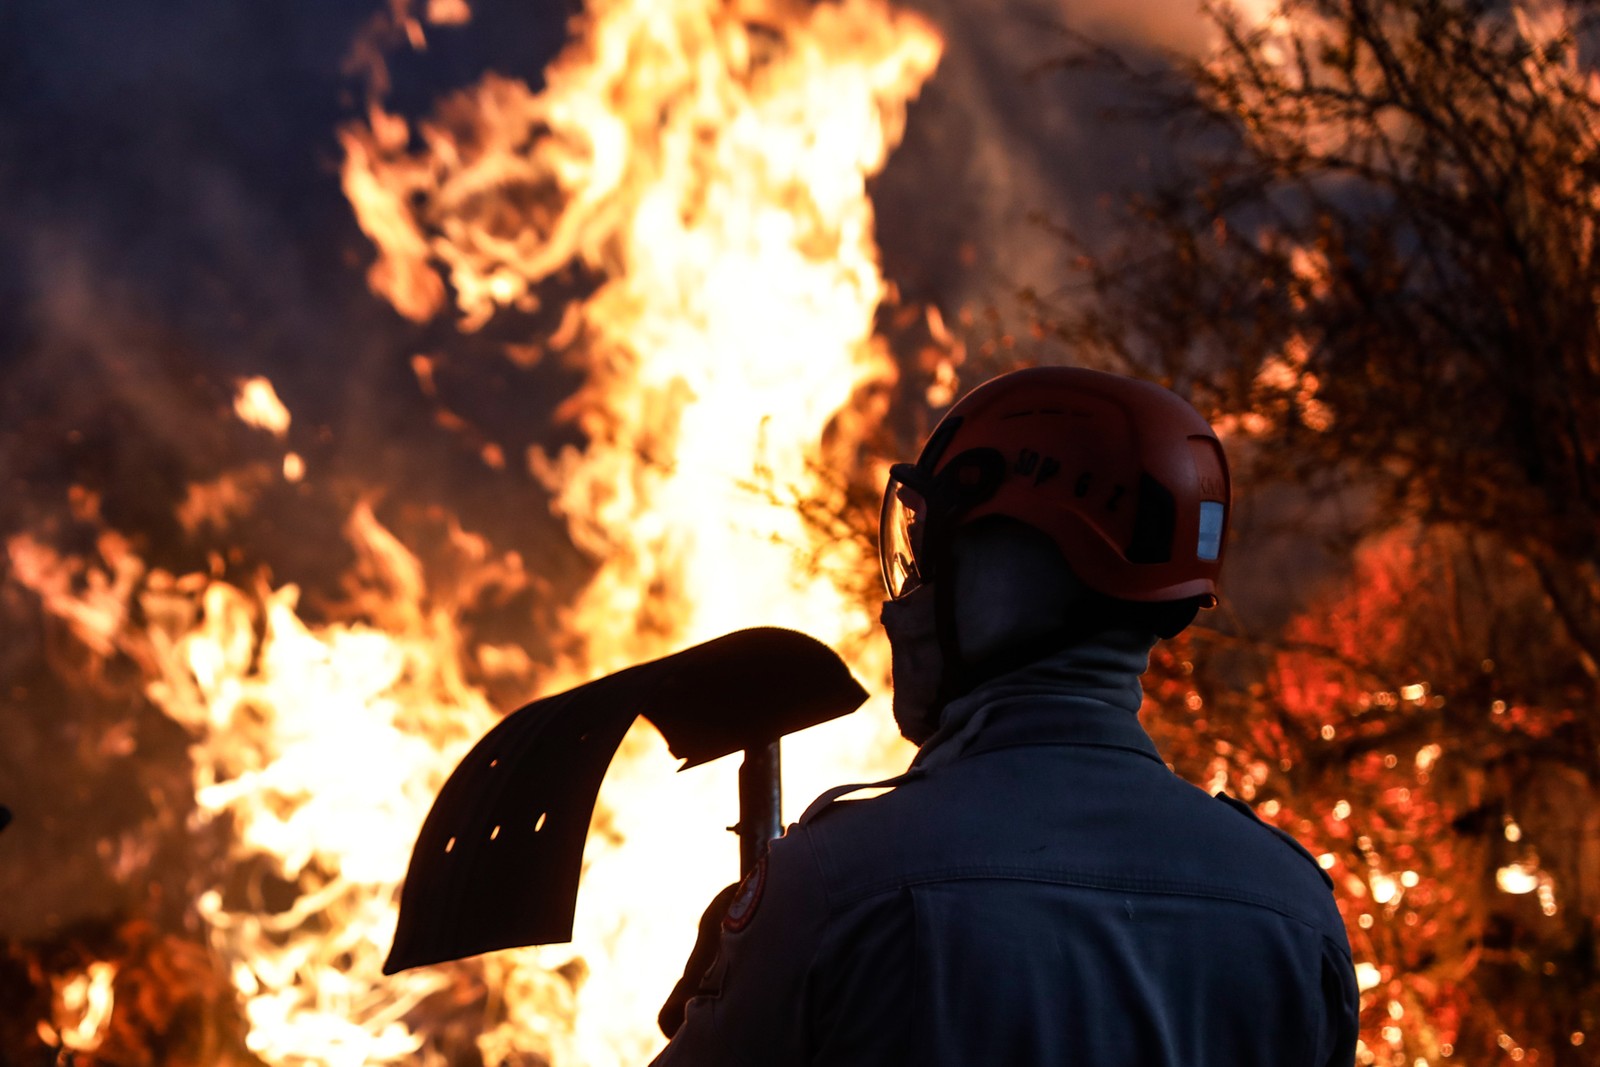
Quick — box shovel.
[384,627,868,974]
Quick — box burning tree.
[1030,0,1600,1061]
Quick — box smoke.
[876,0,1216,316]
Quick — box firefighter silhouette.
[653,368,1358,1067]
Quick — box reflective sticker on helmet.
[1197,501,1225,561]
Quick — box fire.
[145,521,498,1066]
[340,0,940,667]
[7,530,141,661]
[337,0,938,1059]
[234,377,292,438]
[11,0,941,1063]
[4,504,541,1064]
[43,961,118,1053]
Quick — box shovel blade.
[384,627,868,974]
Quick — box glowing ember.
[1369,872,1398,906]
[1496,861,1541,895]
[46,961,118,1054]
[235,377,293,438]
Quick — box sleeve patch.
[721,853,768,933]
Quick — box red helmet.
[880,366,1230,605]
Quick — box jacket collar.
[799,640,1167,827]
[910,630,1162,772]
[961,694,1167,767]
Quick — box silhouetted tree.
[1029,0,1600,1061]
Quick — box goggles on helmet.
[879,463,930,599]
[879,446,1008,600]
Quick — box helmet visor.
[879,467,930,599]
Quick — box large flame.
[339,0,940,1062]
[14,0,939,1060]
[11,0,941,1063]
[141,507,518,1066]
[341,0,940,688]
[340,0,941,690]
[350,0,940,1059]
[340,0,939,1060]
[10,510,562,1065]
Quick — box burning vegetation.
[1035,0,1600,1061]
[2,0,1598,1065]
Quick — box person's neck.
[913,630,1157,770]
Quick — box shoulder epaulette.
[1213,792,1334,890]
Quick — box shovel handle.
[737,742,781,874]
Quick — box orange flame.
[20,0,941,1061]
[338,0,940,1060]
[139,506,534,1064]
[234,377,292,438]
[43,961,117,1053]
[342,0,934,1062]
